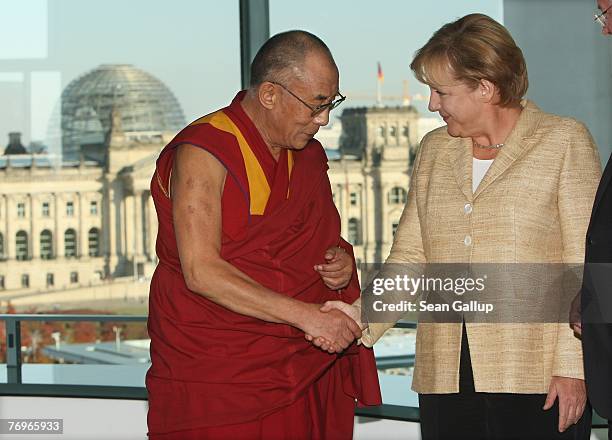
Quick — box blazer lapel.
[449,136,474,201]
[473,100,543,199]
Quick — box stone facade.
[0,104,422,297]
[0,125,171,294]
[329,105,419,267]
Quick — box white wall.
[0,396,607,439]
[0,396,148,440]
[0,396,423,440]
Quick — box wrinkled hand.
[543,376,587,432]
[569,292,581,336]
[300,303,362,354]
[314,247,353,290]
[305,301,366,353]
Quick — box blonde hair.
[410,14,528,107]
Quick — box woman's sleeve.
[361,135,429,347]
[554,120,601,378]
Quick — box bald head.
[249,30,336,87]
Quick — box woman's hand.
[305,300,366,353]
[319,300,366,329]
[300,303,362,354]
[543,376,587,432]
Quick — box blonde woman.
[320,13,601,440]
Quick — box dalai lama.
[145,30,381,440]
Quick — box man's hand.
[569,292,581,335]
[543,376,587,432]
[299,303,362,354]
[305,300,365,353]
[314,247,353,290]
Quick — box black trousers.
[419,325,593,440]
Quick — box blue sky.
[0,0,502,149]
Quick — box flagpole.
[376,62,383,107]
[402,80,411,106]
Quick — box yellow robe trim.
[287,150,293,198]
[191,111,273,215]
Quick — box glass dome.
[61,64,185,161]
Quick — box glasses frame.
[594,4,611,27]
[269,81,346,117]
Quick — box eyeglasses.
[594,4,611,27]
[270,81,346,117]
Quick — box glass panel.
[347,218,361,245]
[15,230,28,260]
[88,228,100,257]
[373,327,418,407]
[40,229,53,259]
[64,228,76,257]
[20,319,149,387]
[0,0,239,305]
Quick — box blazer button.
[464,235,472,246]
[464,203,473,215]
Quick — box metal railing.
[0,314,147,385]
[0,315,607,428]
[0,314,419,421]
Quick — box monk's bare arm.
[171,145,361,346]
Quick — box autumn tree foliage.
[0,304,148,364]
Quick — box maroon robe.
[146,92,381,439]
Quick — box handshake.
[303,245,367,353]
[302,300,366,354]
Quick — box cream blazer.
[361,100,601,394]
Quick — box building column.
[30,194,39,259]
[380,182,390,246]
[102,180,114,276]
[6,195,14,260]
[1,195,7,258]
[78,192,87,257]
[55,193,64,257]
[123,194,132,261]
[134,190,144,257]
[364,169,377,263]
[107,183,119,273]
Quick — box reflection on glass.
[17,320,150,387]
[0,1,239,306]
